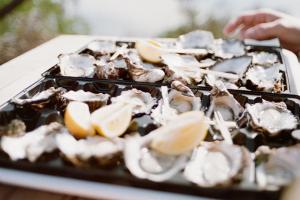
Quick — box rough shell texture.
[213,39,245,59]
[250,51,278,67]
[87,40,117,55]
[178,30,214,49]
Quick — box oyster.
[206,74,239,90]
[62,90,109,111]
[0,119,26,137]
[207,81,244,121]
[184,142,254,187]
[125,50,165,83]
[12,87,65,109]
[246,100,298,136]
[256,145,300,188]
[124,133,188,182]
[178,30,214,49]
[213,39,245,59]
[250,51,278,67]
[56,132,123,167]
[111,89,156,115]
[86,40,117,56]
[58,53,96,77]
[95,55,127,80]
[1,122,63,162]
[198,58,216,68]
[245,63,282,92]
[161,53,202,84]
[211,56,252,77]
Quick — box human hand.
[223,9,300,54]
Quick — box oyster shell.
[62,90,109,111]
[58,53,96,77]
[1,122,63,162]
[246,100,298,136]
[12,87,65,109]
[184,142,253,187]
[207,81,244,121]
[0,119,26,137]
[56,132,123,167]
[124,134,188,182]
[250,51,278,67]
[178,30,214,49]
[95,55,127,79]
[198,58,217,68]
[161,54,202,84]
[111,89,156,115]
[125,50,165,83]
[87,40,117,55]
[206,74,239,90]
[213,39,245,59]
[256,145,300,188]
[245,64,282,92]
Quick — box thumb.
[241,21,281,40]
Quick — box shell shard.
[111,89,156,115]
[246,101,298,136]
[87,40,117,55]
[56,132,123,166]
[1,122,64,162]
[58,53,96,77]
[178,30,215,49]
[213,39,245,59]
[250,51,278,67]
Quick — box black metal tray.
[1,78,300,200]
[41,38,291,95]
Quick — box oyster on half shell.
[184,142,254,187]
[111,89,156,115]
[95,55,127,80]
[56,132,123,167]
[1,122,64,162]
[58,53,96,77]
[246,100,298,136]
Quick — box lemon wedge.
[150,111,209,155]
[91,103,132,138]
[64,101,95,138]
[135,40,163,63]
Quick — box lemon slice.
[64,101,95,138]
[135,40,163,63]
[150,111,209,155]
[91,103,132,138]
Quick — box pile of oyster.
[57,30,286,93]
[1,78,299,192]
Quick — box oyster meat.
[184,142,253,187]
[1,122,64,162]
[111,89,156,115]
[86,40,117,55]
[62,90,109,111]
[256,145,300,188]
[246,100,298,136]
[245,63,282,92]
[12,87,65,109]
[178,30,214,49]
[56,132,123,166]
[125,50,165,83]
[124,134,188,182]
[213,39,245,59]
[250,51,278,67]
[58,53,96,77]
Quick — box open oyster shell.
[256,145,300,189]
[1,122,64,162]
[246,101,298,136]
[87,40,117,56]
[95,55,128,79]
[12,87,65,109]
[111,89,156,115]
[184,142,254,187]
[178,30,214,49]
[250,51,278,67]
[61,90,110,111]
[124,134,188,182]
[245,63,282,92]
[58,53,96,77]
[213,39,245,59]
[56,132,123,167]
[125,50,165,83]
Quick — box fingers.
[223,9,282,35]
[241,21,281,40]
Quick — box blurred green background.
[0,0,299,64]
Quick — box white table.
[0,35,299,200]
